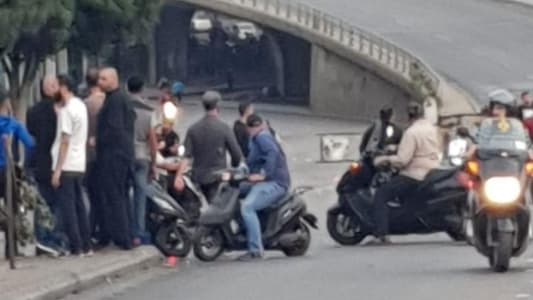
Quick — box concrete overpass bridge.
[162,0,476,121]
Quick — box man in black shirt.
[175,91,242,202]
[27,75,65,255]
[97,68,136,250]
[234,102,254,157]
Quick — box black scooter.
[327,161,468,245]
[192,167,318,262]
[146,181,192,257]
[465,149,531,272]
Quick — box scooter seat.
[261,193,293,212]
[417,168,457,193]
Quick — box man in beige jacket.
[371,101,441,244]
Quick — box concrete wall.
[310,45,410,121]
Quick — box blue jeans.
[131,160,149,239]
[35,181,67,249]
[241,182,287,254]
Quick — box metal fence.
[225,0,441,93]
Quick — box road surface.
[69,103,533,300]
[302,0,533,103]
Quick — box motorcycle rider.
[346,106,403,192]
[471,89,531,153]
[371,101,441,244]
[238,114,291,261]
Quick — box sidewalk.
[0,246,160,300]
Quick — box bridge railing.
[231,0,440,94]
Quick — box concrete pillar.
[155,4,194,81]
[263,31,285,98]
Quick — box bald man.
[27,75,66,256]
[96,68,136,250]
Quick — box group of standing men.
[28,68,141,257]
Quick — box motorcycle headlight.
[449,157,464,167]
[483,177,521,204]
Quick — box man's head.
[407,101,424,121]
[521,91,532,106]
[127,76,144,95]
[246,114,264,137]
[202,91,221,114]
[57,74,76,101]
[41,75,60,100]
[489,89,515,118]
[238,102,254,119]
[86,67,100,89]
[98,67,120,92]
[379,105,394,123]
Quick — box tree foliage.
[0,0,163,117]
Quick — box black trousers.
[373,175,420,237]
[100,158,132,250]
[56,172,91,254]
[87,161,110,245]
[200,182,220,204]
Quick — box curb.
[14,248,161,300]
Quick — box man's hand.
[88,136,96,147]
[149,163,158,180]
[174,175,185,192]
[248,174,266,183]
[51,170,61,189]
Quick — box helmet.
[488,89,515,107]
[379,105,394,122]
[407,101,424,119]
[171,81,184,96]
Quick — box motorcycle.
[146,180,193,257]
[327,160,468,245]
[464,148,532,272]
[192,167,318,262]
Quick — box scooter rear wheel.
[193,227,224,262]
[327,211,367,246]
[281,222,311,257]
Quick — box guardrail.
[212,0,441,97]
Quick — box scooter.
[327,161,468,246]
[146,180,192,258]
[192,167,318,262]
[464,148,532,272]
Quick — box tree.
[70,0,163,61]
[0,0,75,118]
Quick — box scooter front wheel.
[327,210,367,246]
[490,231,513,273]
[193,227,224,262]
[154,222,192,258]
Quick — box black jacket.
[26,100,57,182]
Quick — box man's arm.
[382,130,416,168]
[254,134,279,181]
[225,127,243,167]
[359,124,374,155]
[52,133,70,188]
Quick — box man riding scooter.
[344,106,403,192]
[371,101,441,244]
[238,114,291,261]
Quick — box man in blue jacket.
[239,114,290,261]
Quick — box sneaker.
[84,250,94,257]
[237,252,264,262]
[133,238,142,248]
[36,243,61,258]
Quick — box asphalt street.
[71,104,533,300]
[302,0,533,103]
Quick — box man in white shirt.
[51,75,91,257]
